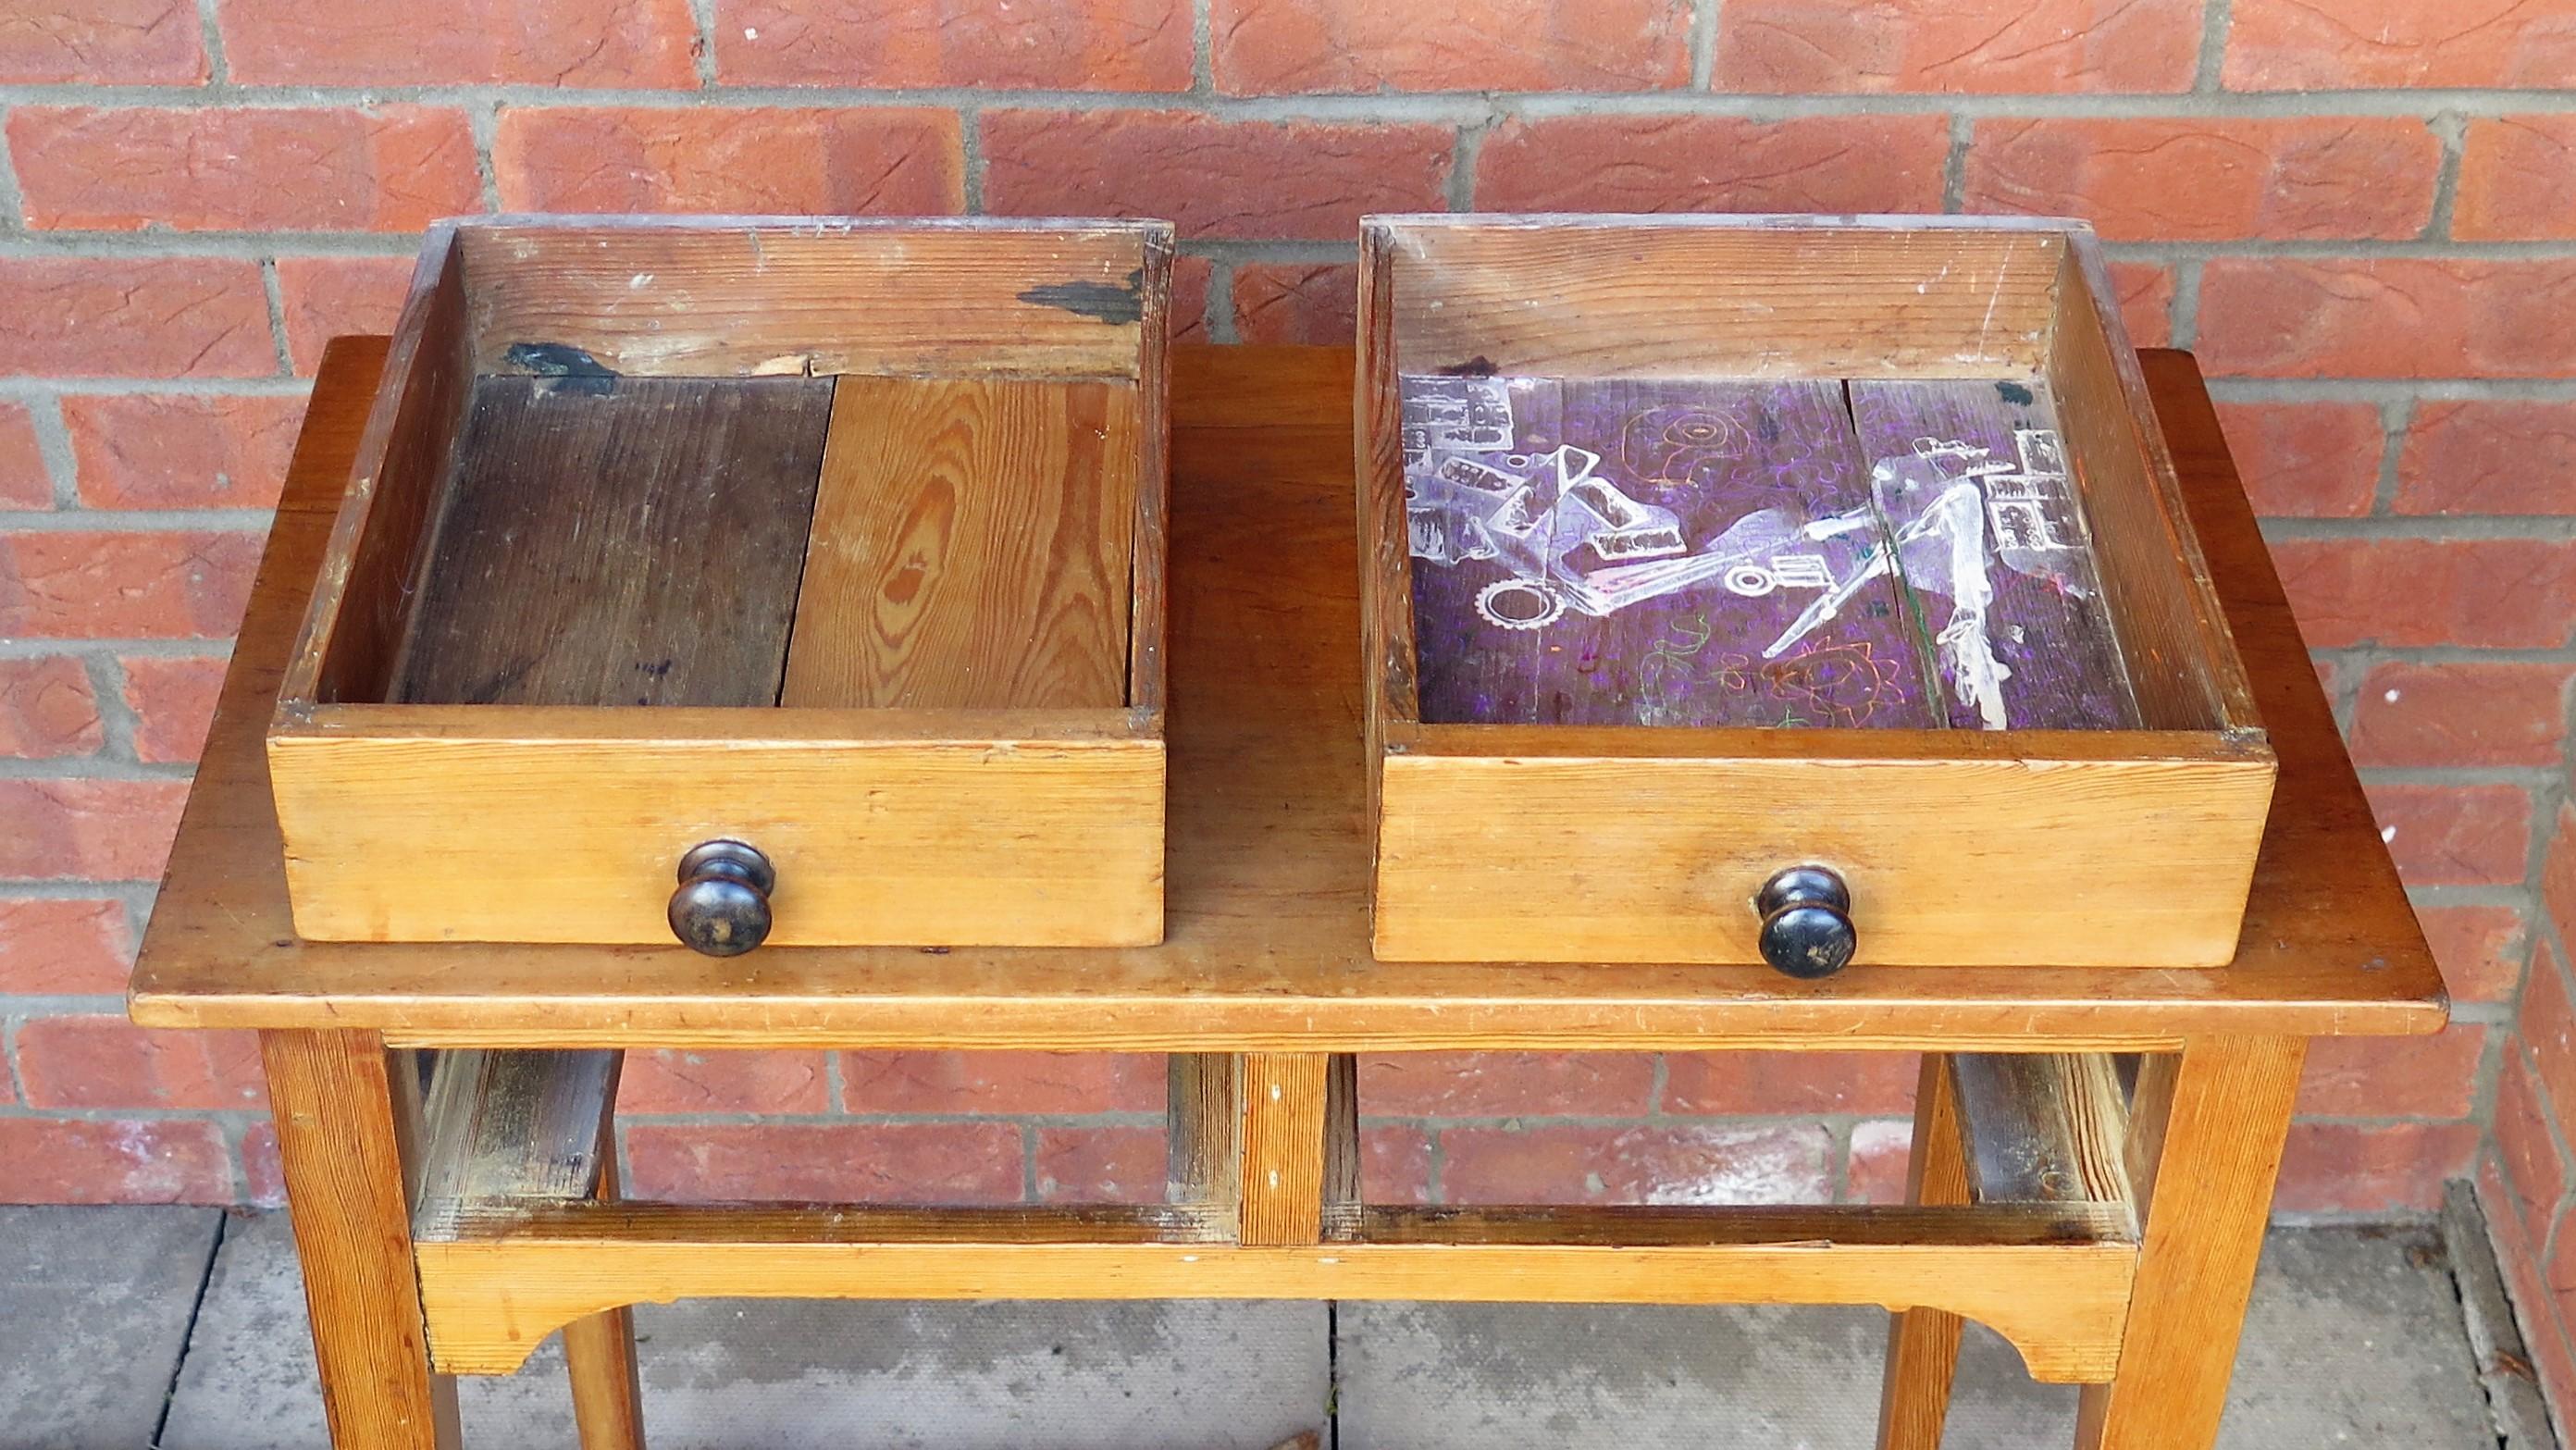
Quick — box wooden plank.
[458,217,1165,381]
[560,1118,645,1450]
[1373,747,2274,966]
[782,377,1136,710]
[270,727,1163,947]
[1849,378,2138,731]
[413,1199,2135,1382]
[1378,217,2062,379]
[1167,1053,1243,1219]
[2077,1036,2306,1449]
[1878,1053,1971,1450]
[1949,1053,2135,1219]
[1239,1054,1331,1246]
[413,1049,619,1233]
[132,344,2449,1047]
[261,1028,460,1449]
[390,375,834,708]
[1403,375,1936,728]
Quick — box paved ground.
[0,1206,2549,1448]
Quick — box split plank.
[391,375,835,708]
[783,376,1137,710]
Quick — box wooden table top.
[129,340,2446,1051]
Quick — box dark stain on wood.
[390,374,836,708]
[501,341,621,396]
[1016,270,1144,326]
[1435,355,1498,378]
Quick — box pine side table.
[130,338,2448,1450]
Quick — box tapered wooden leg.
[262,1028,461,1450]
[563,1096,646,1450]
[2075,1035,2306,1450]
[1876,1052,1969,1450]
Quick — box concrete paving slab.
[0,1204,217,1450]
[162,1210,1330,1449]
[1339,1227,2506,1449]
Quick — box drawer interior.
[295,217,1167,720]
[1363,217,2256,741]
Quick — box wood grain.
[1239,1053,1331,1246]
[1167,1054,1243,1220]
[1877,1053,1969,1450]
[261,1028,460,1449]
[390,376,833,708]
[783,376,1136,710]
[413,1198,2134,1382]
[561,1122,646,1450]
[413,1048,619,1233]
[2076,1036,2306,1449]
[131,343,2448,1047]
[1949,1054,2135,1218]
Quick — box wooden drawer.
[271,216,1172,952]
[1356,214,2274,972]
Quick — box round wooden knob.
[668,840,774,957]
[1755,865,1854,980]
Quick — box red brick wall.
[0,0,2564,1300]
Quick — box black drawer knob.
[668,840,774,957]
[1755,865,1855,980]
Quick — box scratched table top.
[129,341,2446,1051]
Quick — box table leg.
[1876,1052,1969,1450]
[2075,1035,2306,1450]
[563,1112,646,1450]
[261,1028,461,1450]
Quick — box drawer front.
[1372,752,2273,967]
[272,735,1163,948]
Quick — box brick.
[2458,117,2576,242]
[2214,402,2382,518]
[0,897,130,994]
[1362,1124,1433,1204]
[0,259,273,379]
[2108,262,2174,349]
[2275,1120,2480,1214]
[1212,0,1689,93]
[2295,1023,2483,1118]
[1845,1119,1913,1204]
[2198,258,2576,379]
[11,106,478,233]
[2396,401,2576,516]
[625,1122,1023,1203]
[1474,114,1948,215]
[0,530,263,640]
[983,110,1450,241]
[2496,1048,2566,1252]
[2483,1156,2576,1419]
[0,778,188,880]
[1170,254,1212,344]
[1663,1051,1916,1117]
[276,256,416,378]
[1357,1051,1652,1117]
[2531,945,2576,1109]
[1439,1122,1831,1206]
[2271,538,2576,650]
[219,0,699,86]
[0,1117,231,1203]
[242,1121,282,1207]
[1965,118,2436,242]
[1034,1126,1161,1204]
[0,0,204,82]
[0,656,102,759]
[17,1015,263,1109]
[495,107,963,215]
[1715,0,2202,93]
[2542,1205,2576,1345]
[1232,264,1357,347]
[840,1050,1165,1113]
[2548,807,2576,950]
[0,402,52,510]
[64,394,303,510]
[721,0,1191,90]
[2349,662,2570,769]
[2417,903,2527,1006]
[118,653,226,765]
[2360,782,2532,888]
[2223,0,2576,90]
[615,1048,830,1114]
